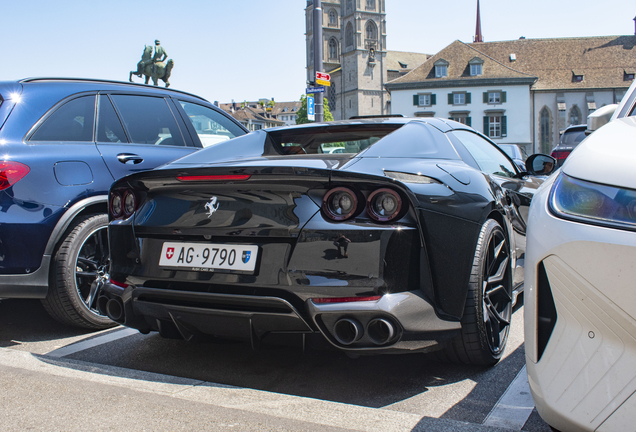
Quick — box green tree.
[296,94,334,124]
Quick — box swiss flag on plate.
[166,247,174,260]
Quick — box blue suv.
[0,78,247,329]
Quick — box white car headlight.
[549,173,636,230]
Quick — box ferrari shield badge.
[242,250,251,264]
[205,197,219,218]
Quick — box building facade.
[387,36,636,154]
[305,0,427,120]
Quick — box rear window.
[560,128,586,145]
[268,125,401,155]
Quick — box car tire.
[41,214,116,330]
[439,219,513,366]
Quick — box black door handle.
[117,153,144,164]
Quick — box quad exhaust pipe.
[333,318,363,345]
[97,295,124,322]
[367,318,395,346]
[332,317,396,346]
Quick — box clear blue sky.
[2,1,633,104]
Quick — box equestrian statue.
[129,40,174,87]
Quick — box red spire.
[474,0,484,43]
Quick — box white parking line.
[45,327,139,358]
[482,365,535,430]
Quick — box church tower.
[305,0,388,120]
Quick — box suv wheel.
[41,214,116,329]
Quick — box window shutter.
[501,116,507,137]
[466,117,472,127]
[448,93,453,104]
[466,93,471,104]
[413,95,419,106]
[483,116,489,136]
[501,92,507,103]
[483,92,488,103]
[431,94,436,105]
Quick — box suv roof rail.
[18,77,207,102]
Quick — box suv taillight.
[0,161,30,191]
[551,150,570,167]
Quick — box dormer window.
[572,71,584,82]
[434,59,449,78]
[468,57,484,76]
[625,70,635,81]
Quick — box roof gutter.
[385,77,538,91]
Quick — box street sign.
[307,95,315,121]
[316,79,331,87]
[316,72,330,81]
[306,87,325,94]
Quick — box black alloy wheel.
[439,219,513,366]
[42,214,116,329]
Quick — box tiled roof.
[386,36,636,91]
[470,35,636,90]
[222,106,284,125]
[270,101,302,116]
[385,51,431,72]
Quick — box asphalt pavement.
[0,299,552,431]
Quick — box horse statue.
[129,45,174,88]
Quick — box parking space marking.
[0,347,514,432]
[45,327,139,358]
[482,365,535,430]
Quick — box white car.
[525,80,636,432]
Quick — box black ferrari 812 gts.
[101,117,554,365]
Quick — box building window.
[489,116,501,138]
[345,22,354,48]
[346,0,353,14]
[483,113,506,138]
[329,38,339,60]
[434,59,449,78]
[366,0,375,9]
[450,115,471,126]
[572,72,584,82]
[483,91,506,104]
[540,107,551,153]
[328,9,338,26]
[329,83,336,112]
[448,92,470,105]
[468,57,484,77]
[365,21,377,41]
[569,105,581,125]
[624,71,635,81]
[413,93,436,107]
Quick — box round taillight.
[110,192,123,218]
[123,190,137,216]
[367,188,402,222]
[323,187,358,221]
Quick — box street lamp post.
[313,0,324,122]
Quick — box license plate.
[159,242,258,272]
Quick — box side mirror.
[525,154,557,176]
[587,104,618,134]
